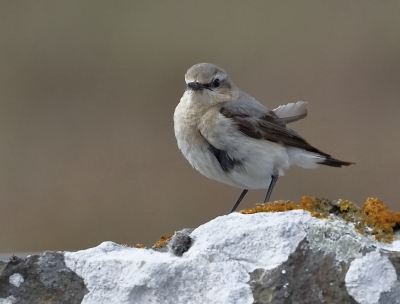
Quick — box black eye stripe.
[201,78,221,91]
[203,83,212,90]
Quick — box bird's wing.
[220,101,328,156]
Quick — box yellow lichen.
[240,196,329,218]
[240,200,298,214]
[239,196,400,243]
[361,197,400,243]
[152,234,174,248]
[338,199,353,211]
[298,196,328,218]
[298,196,315,211]
[132,197,398,249]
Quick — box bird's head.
[184,63,238,104]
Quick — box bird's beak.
[187,82,205,91]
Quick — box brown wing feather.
[220,106,354,167]
[220,106,327,155]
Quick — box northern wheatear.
[174,63,353,213]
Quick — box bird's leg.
[264,174,279,203]
[229,189,248,213]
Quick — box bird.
[173,63,353,213]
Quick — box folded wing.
[220,100,353,167]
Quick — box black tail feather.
[318,157,354,167]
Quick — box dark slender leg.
[229,189,248,213]
[264,175,279,203]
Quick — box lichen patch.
[240,196,400,243]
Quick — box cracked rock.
[1,210,399,303]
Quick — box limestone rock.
[1,210,399,304]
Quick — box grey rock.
[1,211,399,304]
[0,252,87,304]
[169,228,194,256]
[249,239,358,304]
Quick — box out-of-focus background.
[1,1,399,255]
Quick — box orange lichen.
[298,196,329,218]
[239,196,400,243]
[133,197,398,248]
[152,234,174,248]
[361,197,400,242]
[240,200,298,214]
[240,196,328,218]
[298,196,315,211]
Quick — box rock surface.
[1,210,400,304]
[0,252,87,303]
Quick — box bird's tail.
[318,156,354,167]
[286,147,354,168]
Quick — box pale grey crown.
[184,63,233,93]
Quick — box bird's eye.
[212,78,220,87]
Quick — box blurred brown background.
[1,1,399,254]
